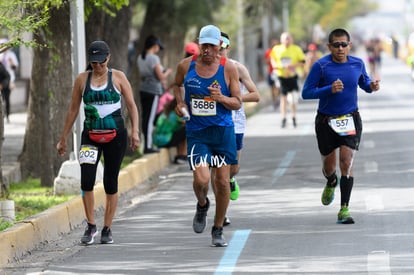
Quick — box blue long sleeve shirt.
[302,54,373,116]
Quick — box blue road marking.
[272,150,296,184]
[214,229,251,274]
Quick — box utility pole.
[53,0,87,195]
[237,0,245,64]
[70,0,86,159]
[283,0,289,32]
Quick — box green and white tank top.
[83,69,124,130]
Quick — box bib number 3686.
[191,97,217,116]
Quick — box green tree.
[0,0,51,196]
[289,0,376,43]
[19,1,72,187]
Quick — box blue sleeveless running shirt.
[184,56,234,131]
[83,69,125,130]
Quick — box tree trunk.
[85,4,133,73]
[19,3,72,187]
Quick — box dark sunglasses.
[91,58,107,65]
[330,42,349,48]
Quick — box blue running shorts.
[186,126,238,170]
[235,133,244,151]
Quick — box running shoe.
[223,216,231,226]
[230,177,239,201]
[211,226,228,247]
[321,177,337,205]
[292,117,297,128]
[174,155,187,165]
[337,206,355,224]
[281,118,286,128]
[81,222,98,245]
[193,197,210,233]
[100,226,114,244]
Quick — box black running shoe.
[223,216,231,226]
[81,222,97,245]
[281,118,286,128]
[100,226,114,244]
[211,226,228,247]
[193,197,210,233]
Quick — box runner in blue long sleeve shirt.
[302,28,380,224]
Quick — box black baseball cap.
[88,41,110,63]
[144,35,164,50]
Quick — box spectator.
[0,38,19,122]
[0,62,10,120]
[153,98,187,164]
[137,35,172,154]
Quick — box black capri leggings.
[80,128,127,194]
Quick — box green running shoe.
[230,177,239,200]
[321,177,337,205]
[337,206,355,224]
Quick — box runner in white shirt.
[213,32,260,226]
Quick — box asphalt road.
[3,53,414,274]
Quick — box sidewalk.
[2,79,28,185]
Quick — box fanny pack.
[88,129,117,143]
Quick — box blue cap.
[221,36,230,49]
[199,25,221,46]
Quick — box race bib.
[191,95,217,116]
[79,145,99,164]
[329,114,356,136]
[281,57,292,67]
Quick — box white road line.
[272,151,296,184]
[364,161,378,173]
[365,194,385,211]
[363,140,376,149]
[367,251,391,275]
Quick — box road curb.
[0,148,171,267]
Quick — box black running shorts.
[315,111,362,156]
[278,75,299,95]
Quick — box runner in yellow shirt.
[270,32,305,128]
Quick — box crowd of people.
[52,23,381,248]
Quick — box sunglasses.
[91,58,107,65]
[330,42,349,48]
